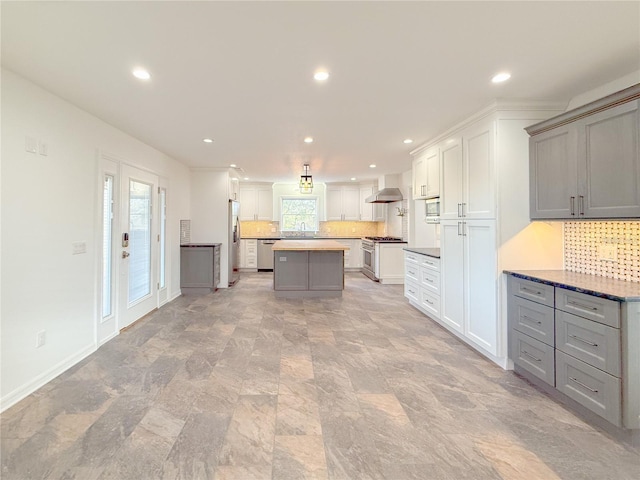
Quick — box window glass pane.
[281,198,317,231]
[102,175,114,318]
[129,180,152,303]
[159,188,166,289]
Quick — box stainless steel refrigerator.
[228,200,240,286]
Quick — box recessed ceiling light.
[403,139,413,144]
[369,164,376,169]
[244,177,249,180]
[491,72,511,83]
[314,69,329,81]
[132,68,151,80]
[230,164,237,168]
[203,138,213,143]
[304,137,314,143]
[350,177,357,181]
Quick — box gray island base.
[272,240,349,298]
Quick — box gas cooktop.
[364,236,407,243]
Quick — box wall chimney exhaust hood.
[365,187,403,203]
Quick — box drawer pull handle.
[409,289,416,295]
[568,301,599,312]
[568,334,598,347]
[522,350,542,362]
[522,315,542,325]
[424,298,433,305]
[424,278,433,283]
[569,376,598,393]
[521,287,543,296]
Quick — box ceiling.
[2,1,639,184]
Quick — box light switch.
[25,136,37,153]
[39,141,48,156]
[72,241,87,255]
[598,244,617,262]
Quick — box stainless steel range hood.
[365,187,403,203]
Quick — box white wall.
[189,168,232,287]
[0,69,190,411]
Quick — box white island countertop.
[272,239,349,251]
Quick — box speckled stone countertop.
[403,247,440,258]
[504,270,640,302]
[272,240,349,251]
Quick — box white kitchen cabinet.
[239,184,273,221]
[239,239,257,269]
[359,185,385,222]
[404,251,441,319]
[376,243,405,284]
[327,185,360,221]
[229,176,240,201]
[336,239,362,269]
[441,120,495,220]
[405,101,564,368]
[412,146,440,200]
[440,220,497,354]
[528,87,640,219]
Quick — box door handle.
[122,251,130,259]
[457,221,462,236]
[570,196,575,216]
[578,195,584,216]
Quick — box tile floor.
[1,272,638,479]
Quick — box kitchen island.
[272,240,349,298]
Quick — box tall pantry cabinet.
[413,102,564,366]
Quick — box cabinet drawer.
[420,255,440,272]
[509,295,554,347]
[555,288,620,328]
[419,288,440,319]
[404,280,420,303]
[419,267,440,294]
[404,252,420,264]
[556,350,621,427]
[509,276,554,307]
[404,261,420,282]
[555,311,620,377]
[511,330,555,386]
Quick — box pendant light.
[299,164,313,194]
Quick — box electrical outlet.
[36,330,46,348]
[352,227,356,233]
[598,244,618,262]
[39,140,48,156]
[271,227,276,233]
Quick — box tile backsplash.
[564,221,640,283]
[239,220,383,238]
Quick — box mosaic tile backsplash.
[240,220,383,238]
[564,221,640,283]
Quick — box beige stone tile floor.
[1,272,638,479]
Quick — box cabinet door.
[412,151,428,199]
[350,240,363,268]
[342,187,360,220]
[579,100,640,218]
[425,147,440,198]
[464,122,495,219]
[239,187,257,221]
[464,220,497,355]
[529,125,579,219]
[440,221,464,333]
[326,187,343,220]
[180,247,214,287]
[256,187,273,220]
[440,139,463,220]
[359,186,374,221]
[239,239,247,268]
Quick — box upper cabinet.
[229,176,240,201]
[527,85,640,220]
[440,120,495,221]
[412,146,440,199]
[327,185,360,221]
[239,184,273,221]
[359,185,386,222]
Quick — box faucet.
[300,222,306,235]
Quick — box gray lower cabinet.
[274,250,344,296]
[507,274,631,429]
[309,251,343,291]
[274,251,309,290]
[180,244,221,292]
[527,86,640,220]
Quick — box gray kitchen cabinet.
[180,244,221,293]
[309,251,344,290]
[274,251,309,290]
[527,85,640,219]
[507,272,640,431]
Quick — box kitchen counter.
[504,269,640,302]
[403,247,440,258]
[272,239,350,251]
[181,243,222,247]
[242,236,363,240]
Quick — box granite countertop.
[272,240,349,251]
[504,269,640,302]
[180,243,222,247]
[403,247,441,258]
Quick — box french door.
[118,164,158,329]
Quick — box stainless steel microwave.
[425,198,440,223]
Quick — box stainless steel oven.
[362,238,376,281]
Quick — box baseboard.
[98,330,119,347]
[0,343,96,413]
[379,276,404,285]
